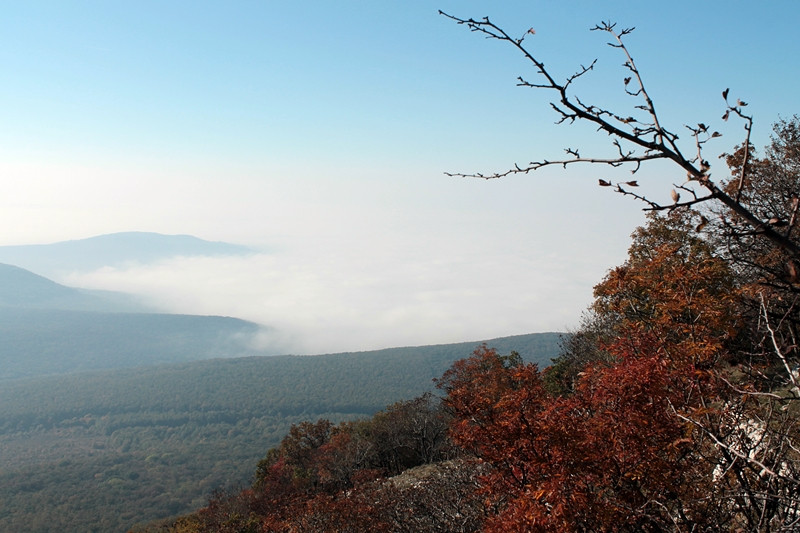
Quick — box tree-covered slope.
[0,332,561,533]
[0,307,273,380]
[0,262,148,312]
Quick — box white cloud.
[62,228,610,355]
[53,162,645,356]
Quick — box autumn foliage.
[160,210,798,532]
[592,216,739,369]
[148,120,800,533]
[429,13,800,530]
[436,196,800,530]
[435,162,800,531]
[440,346,715,530]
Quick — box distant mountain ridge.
[0,263,148,312]
[0,307,271,381]
[0,232,255,277]
[0,260,281,381]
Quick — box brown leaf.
[598,179,612,187]
[670,438,693,449]
[788,261,799,283]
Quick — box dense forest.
[0,308,270,380]
[0,333,559,532]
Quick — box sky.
[1,1,799,354]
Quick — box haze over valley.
[0,231,574,355]
[0,230,564,530]
[0,239,561,530]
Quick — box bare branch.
[671,404,800,486]
[440,12,800,260]
[760,293,799,391]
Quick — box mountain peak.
[0,232,256,277]
[0,263,147,312]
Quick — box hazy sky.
[2,1,799,353]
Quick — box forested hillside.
[0,333,560,532]
[0,307,270,380]
[0,262,285,380]
[0,263,147,312]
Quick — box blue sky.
[1,1,798,352]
